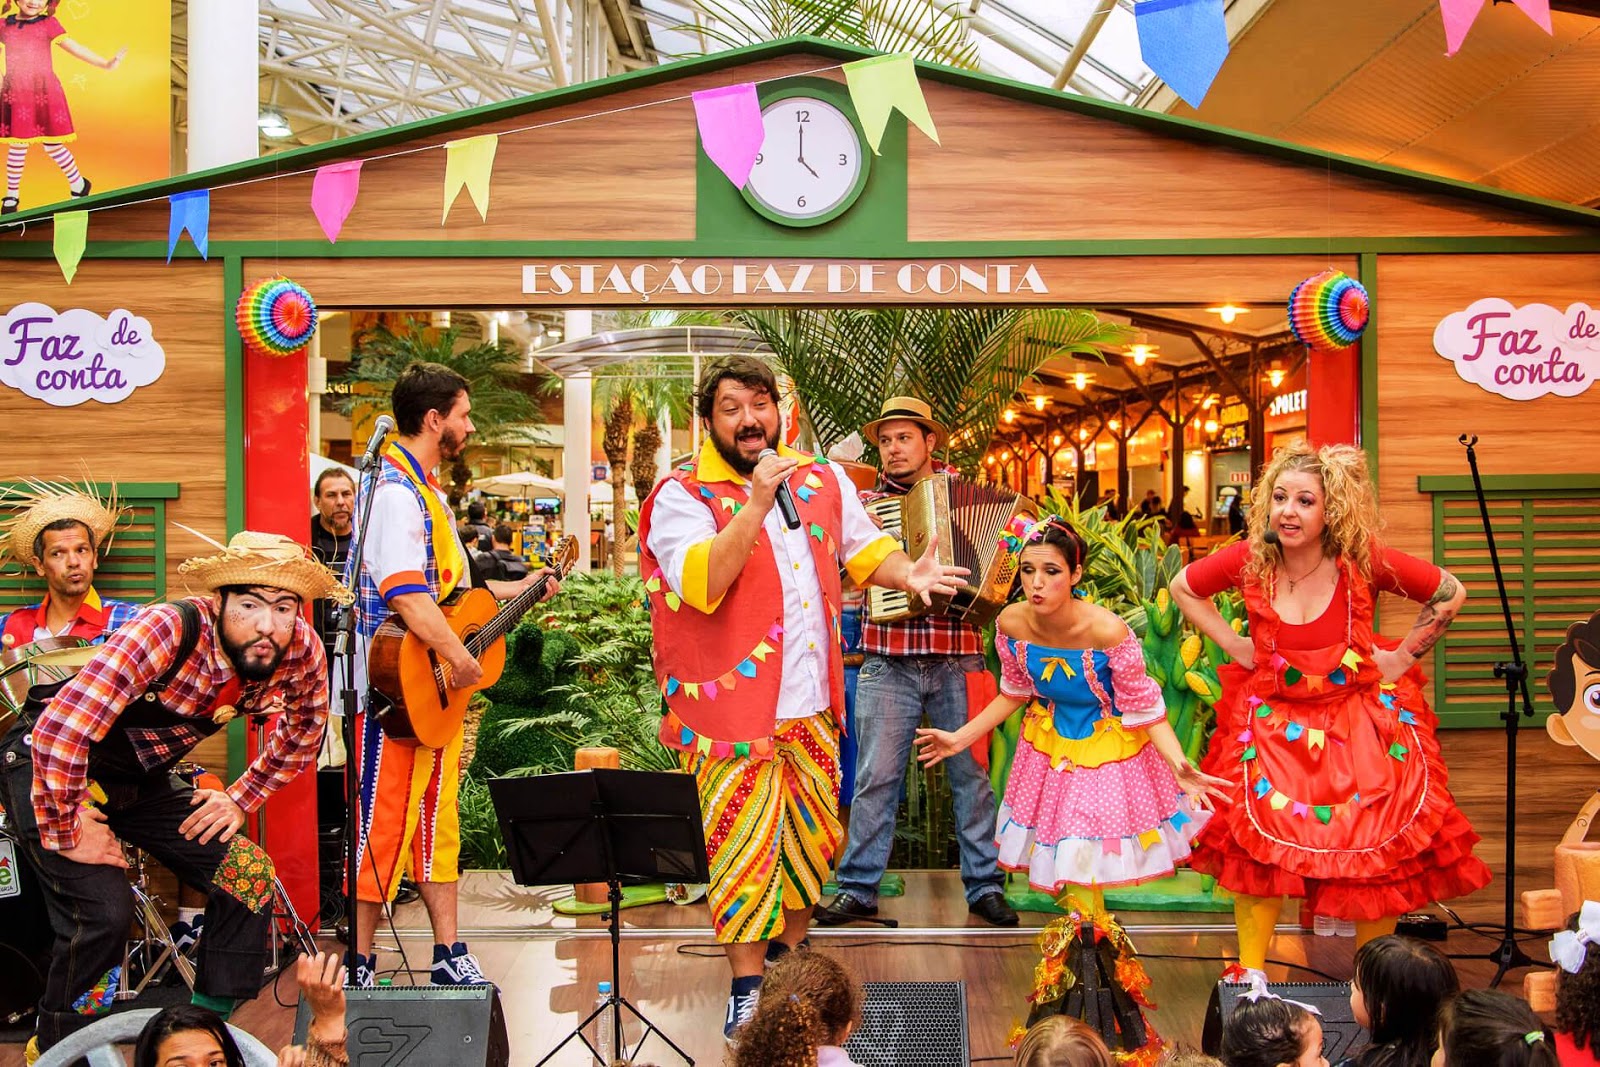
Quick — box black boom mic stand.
[1455,434,1541,987]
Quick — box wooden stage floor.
[0,871,1548,1066]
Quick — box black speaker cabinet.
[844,981,969,1067]
[295,985,509,1067]
[1202,979,1368,1060]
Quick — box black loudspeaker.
[844,981,968,1067]
[1202,980,1367,1060]
[295,985,509,1067]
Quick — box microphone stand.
[333,445,386,976]
[1455,434,1540,987]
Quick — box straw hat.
[178,530,353,605]
[0,479,124,571]
[861,396,949,448]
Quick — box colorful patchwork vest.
[638,454,849,759]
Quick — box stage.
[0,868,1549,1067]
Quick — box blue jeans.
[834,653,1004,906]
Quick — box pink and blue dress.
[994,627,1207,891]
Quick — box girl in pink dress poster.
[0,0,125,214]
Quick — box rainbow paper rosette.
[235,276,318,357]
[1288,269,1369,351]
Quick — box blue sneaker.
[431,942,489,986]
[723,975,762,1044]
[351,953,377,989]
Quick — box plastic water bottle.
[593,980,615,1062]
[1313,914,1337,937]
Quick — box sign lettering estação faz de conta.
[0,303,166,407]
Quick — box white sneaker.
[431,943,490,986]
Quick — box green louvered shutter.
[1423,476,1600,727]
[0,483,179,612]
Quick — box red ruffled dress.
[0,15,75,144]
[1186,542,1492,921]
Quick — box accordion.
[864,474,1037,628]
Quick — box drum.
[0,638,97,734]
[0,812,50,1022]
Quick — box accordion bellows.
[865,474,1037,628]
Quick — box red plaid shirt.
[860,465,984,658]
[30,598,328,851]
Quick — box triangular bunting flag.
[768,623,785,640]
[1269,653,1288,670]
[442,133,498,223]
[684,682,700,700]
[1328,668,1347,686]
[1241,745,1257,761]
[1135,0,1230,109]
[797,487,816,503]
[703,681,719,700]
[1137,828,1162,850]
[311,160,363,243]
[1380,692,1396,709]
[1306,674,1326,692]
[1398,709,1418,725]
[1292,802,1309,818]
[1236,730,1253,744]
[665,676,680,696]
[691,83,765,189]
[842,53,939,154]
[1341,648,1362,670]
[753,737,771,757]
[737,659,757,677]
[1439,0,1551,56]
[734,742,751,758]
[166,189,210,262]
[809,523,826,542]
[751,642,774,662]
[695,735,713,755]
[1389,742,1408,761]
[1308,728,1326,751]
[664,591,682,611]
[1254,777,1271,798]
[52,210,87,283]
[1255,703,1273,719]
[1314,805,1333,824]
[1269,791,1290,811]
[805,473,824,489]
[1102,836,1123,856]
[1285,722,1304,742]
[1284,667,1304,685]
[1170,809,1192,830]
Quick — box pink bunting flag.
[1245,695,1264,708]
[1292,802,1309,818]
[1101,837,1123,856]
[311,161,363,243]
[691,83,765,189]
[1440,0,1551,55]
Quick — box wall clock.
[741,94,871,228]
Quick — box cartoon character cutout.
[0,0,126,214]
[1547,609,1600,764]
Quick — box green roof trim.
[4,37,1600,232]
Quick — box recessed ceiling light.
[257,108,292,140]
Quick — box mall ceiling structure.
[168,1,1600,206]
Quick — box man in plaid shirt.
[0,531,346,1055]
[818,397,1018,928]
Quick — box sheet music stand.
[490,768,707,1067]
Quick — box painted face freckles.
[1019,544,1081,615]
[219,588,300,681]
[1270,470,1327,550]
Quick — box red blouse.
[1185,541,1442,650]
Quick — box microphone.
[758,448,802,530]
[356,415,396,471]
[1263,525,1281,548]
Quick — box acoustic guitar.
[368,536,577,748]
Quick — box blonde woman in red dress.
[1169,441,1491,979]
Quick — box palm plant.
[733,308,1127,475]
[677,0,980,69]
[337,321,545,505]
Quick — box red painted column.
[1306,344,1360,448]
[242,345,321,931]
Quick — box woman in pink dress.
[0,0,125,213]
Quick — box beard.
[711,422,779,476]
[440,425,469,461]
[221,631,290,681]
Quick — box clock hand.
[797,126,820,178]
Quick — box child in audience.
[1219,995,1327,1067]
[1341,935,1458,1067]
[133,1005,246,1067]
[1553,904,1600,1066]
[731,949,863,1066]
[1013,1016,1114,1066]
[1433,989,1558,1067]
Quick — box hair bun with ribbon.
[1550,899,1600,974]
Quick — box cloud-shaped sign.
[1433,298,1600,402]
[0,303,166,408]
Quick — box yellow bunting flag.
[53,211,88,283]
[1341,648,1362,671]
[750,641,775,662]
[442,134,499,223]
[664,591,682,612]
[1136,828,1162,850]
[1269,791,1291,811]
[696,735,713,756]
[842,53,939,154]
[1308,728,1326,751]
[684,682,700,700]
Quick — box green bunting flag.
[53,211,88,284]
[842,54,939,154]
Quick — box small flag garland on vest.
[1268,647,1363,691]
[661,621,785,701]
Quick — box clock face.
[742,96,868,226]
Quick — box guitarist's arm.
[481,570,562,604]
[388,592,483,689]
